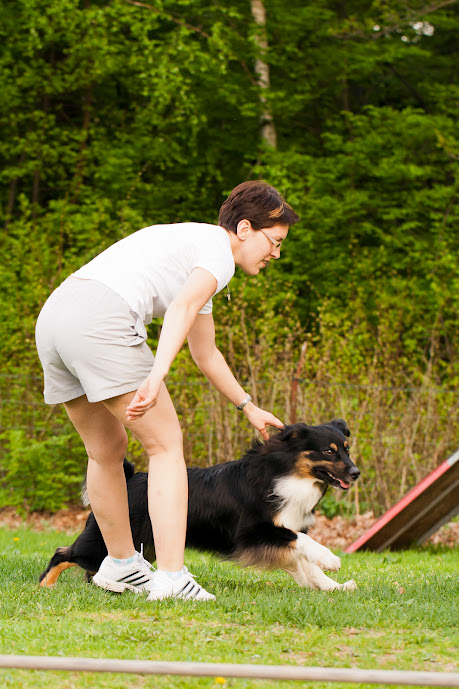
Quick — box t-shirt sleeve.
[191,232,234,314]
[198,296,214,315]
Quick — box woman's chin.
[239,265,261,276]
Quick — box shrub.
[0,429,87,512]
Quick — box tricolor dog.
[40,419,360,592]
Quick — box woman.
[35,180,300,601]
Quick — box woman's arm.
[126,268,217,420]
[187,313,283,439]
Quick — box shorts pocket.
[128,311,148,346]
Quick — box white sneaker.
[146,566,216,601]
[93,550,155,594]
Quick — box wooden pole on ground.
[0,655,458,686]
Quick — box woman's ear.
[236,219,252,240]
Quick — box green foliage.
[317,489,354,519]
[0,0,457,511]
[258,105,458,367]
[1,0,457,373]
[0,430,86,512]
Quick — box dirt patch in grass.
[0,506,91,532]
[1,506,457,547]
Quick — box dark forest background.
[0,0,457,515]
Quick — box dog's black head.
[271,419,360,491]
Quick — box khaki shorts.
[35,278,154,404]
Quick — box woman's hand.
[243,402,284,440]
[125,373,163,421]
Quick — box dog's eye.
[324,448,335,456]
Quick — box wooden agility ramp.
[345,448,459,553]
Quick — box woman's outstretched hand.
[126,374,163,421]
[242,402,284,440]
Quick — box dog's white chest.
[273,476,323,531]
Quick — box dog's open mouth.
[315,469,351,491]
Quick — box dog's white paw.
[316,550,341,572]
[341,579,357,591]
[296,534,341,572]
[308,544,341,571]
[325,578,357,592]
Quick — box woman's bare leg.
[103,383,187,572]
[64,396,134,559]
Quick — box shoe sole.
[93,572,146,594]
[147,591,216,602]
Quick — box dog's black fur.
[40,420,360,591]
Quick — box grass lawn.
[0,526,457,689]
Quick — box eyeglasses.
[259,229,284,250]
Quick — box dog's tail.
[80,458,135,507]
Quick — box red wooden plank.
[345,449,459,553]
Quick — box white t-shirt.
[73,223,235,325]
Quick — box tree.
[250,0,277,148]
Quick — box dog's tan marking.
[316,459,340,473]
[330,443,338,451]
[296,453,344,482]
[295,451,315,479]
[273,512,283,527]
[315,458,350,482]
[40,562,77,588]
[344,440,349,449]
[234,543,297,570]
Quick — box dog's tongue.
[338,479,351,489]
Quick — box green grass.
[0,526,458,689]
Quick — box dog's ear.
[277,423,308,441]
[276,425,296,442]
[330,418,350,437]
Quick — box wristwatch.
[235,394,252,411]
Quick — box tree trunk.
[250,0,277,149]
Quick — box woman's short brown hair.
[218,181,300,233]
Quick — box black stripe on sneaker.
[118,572,151,585]
[178,581,202,599]
[127,575,151,586]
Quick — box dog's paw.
[296,534,341,572]
[308,544,341,572]
[316,550,341,572]
[341,579,357,591]
[324,578,357,592]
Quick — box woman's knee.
[142,426,183,458]
[86,427,129,464]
